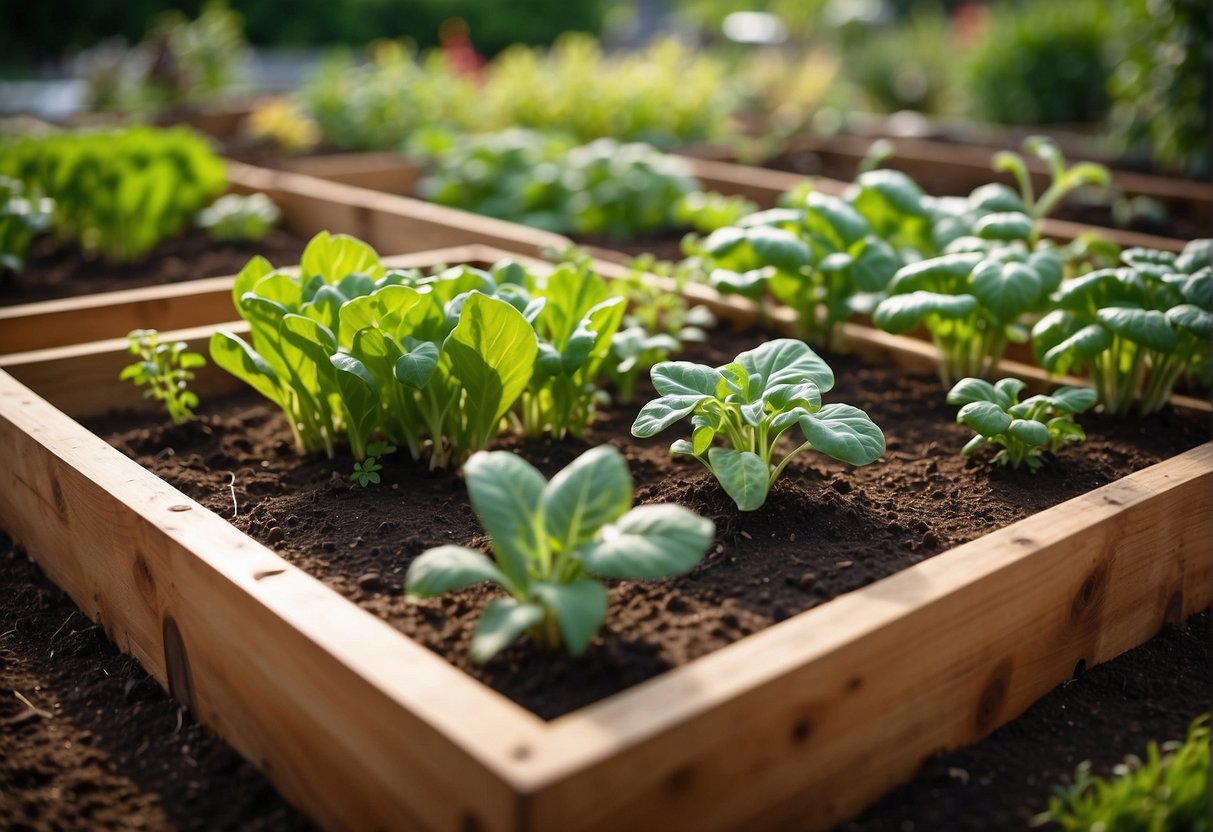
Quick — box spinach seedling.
[349,440,396,487]
[406,446,714,662]
[947,377,1095,470]
[120,329,206,424]
[632,338,884,511]
[993,136,1111,245]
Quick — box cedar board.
[0,248,1209,832]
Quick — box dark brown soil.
[1,228,308,307]
[762,148,1208,242]
[84,328,1208,720]
[3,325,1208,830]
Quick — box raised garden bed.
[1,245,1208,831]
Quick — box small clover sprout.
[947,377,1096,470]
[349,441,396,487]
[632,339,885,511]
[406,446,714,663]
[119,329,206,424]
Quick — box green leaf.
[300,231,385,282]
[542,445,632,551]
[856,169,927,216]
[957,401,1013,436]
[393,341,441,388]
[747,226,813,271]
[707,447,770,511]
[444,293,538,448]
[873,291,978,333]
[1041,323,1114,372]
[1048,386,1097,414]
[406,545,508,597]
[1096,307,1179,352]
[1008,419,1050,446]
[531,579,607,656]
[1167,304,1213,340]
[971,260,1042,322]
[968,183,1026,214]
[463,451,546,591]
[209,330,283,406]
[702,226,747,257]
[887,252,982,294]
[736,338,834,394]
[805,192,869,246]
[993,377,1027,405]
[330,353,379,458]
[231,255,274,311]
[470,599,545,663]
[850,236,900,292]
[632,396,703,437]
[974,212,1033,242]
[946,377,1001,406]
[798,403,885,465]
[581,504,713,580]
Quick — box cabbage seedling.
[632,339,884,511]
[406,446,714,662]
[947,377,1095,470]
[119,329,206,424]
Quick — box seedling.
[196,193,281,243]
[947,377,1095,470]
[993,136,1111,245]
[406,445,714,662]
[632,339,884,511]
[119,329,206,424]
[0,176,53,277]
[349,441,396,487]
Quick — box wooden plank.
[0,367,544,831]
[280,152,424,196]
[517,444,1213,831]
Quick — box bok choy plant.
[1032,240,1212,414]
[406,445,714,662]
[632,339,884,511]
[947,377,1095,469]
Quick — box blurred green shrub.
[1107,0,1211,177]
[837,7,961,115]
[965,0,1111,125]
[0,126,226,263]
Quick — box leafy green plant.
[992,137,1111,246]
[0,176,53,277]
[632,339,884,511]
[196,193,281,243]
[0,126,227,263]
[674,190,759,235]
[1032,240,1212,415]
[947,377,1095,470]
[1032,714,1210,831]
[406,445,714,662]
[120,328,206,424]
[349,440,395,487]
[874,244,1063,386]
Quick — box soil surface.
[762,148,1207,242]
[84,327,1207,720]
[1,228,308,307]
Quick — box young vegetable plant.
[0,176,53,276]
[196,193,281,243]
[349,440,396,487]
[120,328,206,424]
[632,339,885,511]
[947,377,1096,470]
[406,445,714,662]
[1032,240,1212,415]
[993,136,1111,246]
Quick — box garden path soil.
[84,327,1207,719]
[0,228,308,307]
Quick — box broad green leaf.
[747,226,813,271]
[231,255,274,311]
[302,285,345,334]
[946,377,1001,407]
[330,353,379,458]
[209,331,282,406]
[1167,304,1213,339]
[581,504,713,580]
[766,381,822,412]
[651,361,723,398]
[470,598,545,663]
[670,438,697,457]
[873,291,977,333]
[971,260,1042,322]
[957,401,1013,436]
[393,341,441,388]
[1040,323,1113,372]
[850,236,900,292]
[968,183,1025,214]
[707,447,770,511]
[1047,386,1097,414]
[692,423,715,455]
[463,451,546,591]
[1176,239,1212,274]
[703,225,747,257]
[856,169,927,216]
[540,262,611,346]
[632,396,703,437]
[887,252,983,294]
[339,285,426,347]
[249,272,303,312]
[300,231,385,282]
[1096,307,1179,352]
[444,293,538,447]
[1008,419,1050,446]
[974,212,1033,242]
[531,579,607,656]
[542,445,632,551]
[993,377,1027,405]
[736,338,834,393]
[1028,249,1064,295]
[805,192,869,246]
[799,403,885,465]
[709,267,766,296]
[406,545,507,597]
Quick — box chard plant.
[406,445,714,662]
[947,377,1096,470]
[120,328,206,424]
[873,243,1063,386]
[196,193,281,243]
[632,339,884,511]
[1032,240,1212,415]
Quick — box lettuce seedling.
[1032,240,1212,414]
[632,339,884,511]
[120,328,206,424]
[1031,715,1210,832]
[196,193,281,243]
[947,377,1095,470]
[406,445,714,662]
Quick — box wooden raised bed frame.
[1,246,1209,831]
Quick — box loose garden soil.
[0,228,308,307]
[82,327,1207,720]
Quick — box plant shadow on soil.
[87,326,1209,720]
